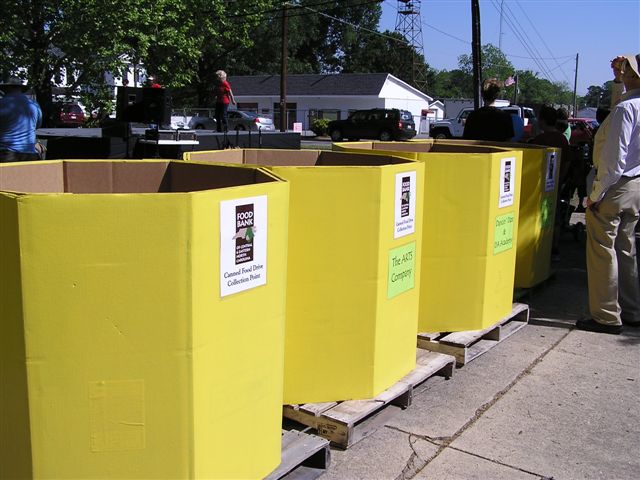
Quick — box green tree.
[0,1,272,114]
[513,70,573,106]
[429,69,473,98]
[227,0,382,76]
[582,85,605,107]
[458,44,515,84]
[0,0,138,120]
[341,30,428,88]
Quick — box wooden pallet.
[264,429,330,480]
[417,303,529,367]
[283,350,455,449]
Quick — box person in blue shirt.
[0,77,43,162]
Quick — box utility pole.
[471,0,482,109]
[572,53,579,117]
[279,3,288,132]
[498,0,504,51]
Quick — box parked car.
[430,105,537,140]
[328,108,416,141]
[188,110,275,131]
[54,103,85,127]
[228,110,275,131]
[188,112,216,130]
[568,118,598,145]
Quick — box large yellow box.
[185,150,424,404]
[0,160,289,479]
[333,141,522,333]
[432,140,561,288]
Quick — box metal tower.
[395,0,428,92]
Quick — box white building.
[229,73,434,131]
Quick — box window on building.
[237,102,258,113]
[319,109,340,121]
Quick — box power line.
[513,0,572,83]
[503,52,575,61]
[422,20,470,45]
[225,0,383,21]
[489,0,551,79]
[501,1,556,82]
[488,0,554,82]
[297,3,408,44]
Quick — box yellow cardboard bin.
[0,160,289,479]
[432,140,560,288]
[185,150,424,405]
[333,141,522,333]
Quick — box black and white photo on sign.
[394,171,417,239]
[220,195,268,297]
[499,157,516,208]
[545,152,557,192]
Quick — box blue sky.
[378,0,640,95]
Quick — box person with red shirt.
[214,70,235,132]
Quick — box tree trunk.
[29,7,54,126]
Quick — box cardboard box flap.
[242,149,319,166]
[373,141,435,153]
[1,160,278,195]
[64,161,121,193]
[444,139,548,150]
[317,151,413,166]
[185,149,245,164]
[168,162,276,192]
[0,162,64,193]
[428,143,504,153]
[112,161,171,192]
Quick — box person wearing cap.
[0,76,42,162]
[578,53,640,334]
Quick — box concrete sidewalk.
[322,224,640,479]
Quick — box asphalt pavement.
[322,215,640,480]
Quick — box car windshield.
[400,111,413,121]
[63,105,82,113]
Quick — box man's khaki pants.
[586,176,640,326]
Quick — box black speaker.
[116,87,144,122]
[142,87,171,127]
[116,86,171,126]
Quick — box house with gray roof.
[229,73,433,131]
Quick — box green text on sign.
[494,212,515,255]
[388,242,416,299]
[540,196,553,229]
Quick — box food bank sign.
[220,195,268,296]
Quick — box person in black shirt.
[463,78,514,142]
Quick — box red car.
[57,104,85,127]
[568,118,598,145]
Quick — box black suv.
[328,108,417,142]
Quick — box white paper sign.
[394,170,417,238]
[544,152,557,192]
[220,195,268,297]
[499,157,516,208]
[293,122,303,133]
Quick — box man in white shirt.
[578,53,640,334]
